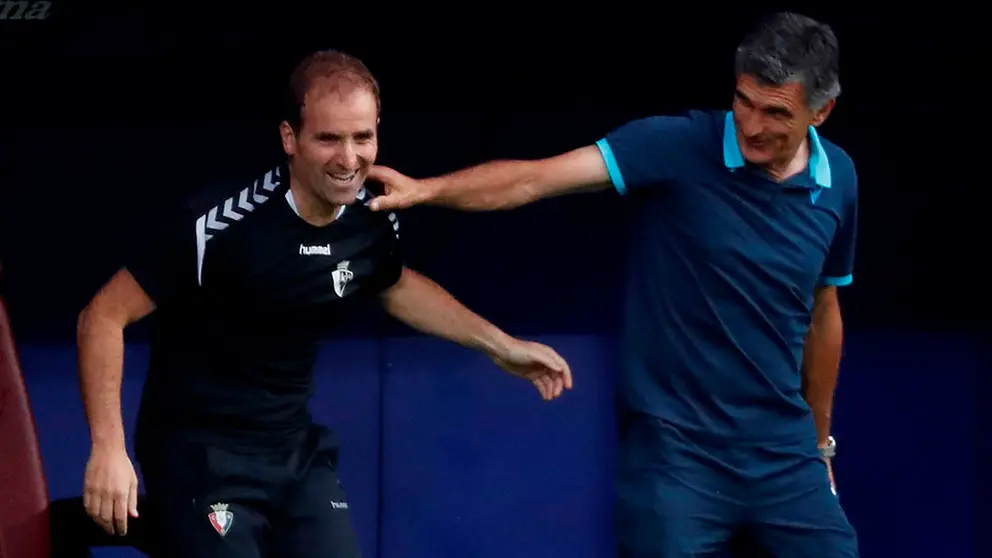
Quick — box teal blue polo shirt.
[597,109,858,446]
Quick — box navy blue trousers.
[616,414,859,558]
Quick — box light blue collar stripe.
[722,111,831,188]
[722,112,747,169]
[807,125,831,188]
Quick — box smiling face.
[280,78,379,209]
[732,73,834,168]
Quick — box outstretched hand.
[367,165,432,212]
[490,339,573,401]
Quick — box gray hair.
[734,12,842,111]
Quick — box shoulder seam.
[193,167,283,286]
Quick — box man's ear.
[810,98,836,127]
[279,121,297,156]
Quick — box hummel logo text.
[300,244,332,256]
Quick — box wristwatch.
[819,436,837,458]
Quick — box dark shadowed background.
[0,3,986,558]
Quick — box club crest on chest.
[331,260,353,297]
[207,502,234,537]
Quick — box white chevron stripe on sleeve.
[192,166,282,286]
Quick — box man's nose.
[338,143,359,170]
[738,112,765,138]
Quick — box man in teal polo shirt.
[367,12,859,557]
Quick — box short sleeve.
[365,209,403,294]
[595,115,696,195]
[819,172,858,287]
[124,213,199,307]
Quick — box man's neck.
[764,138,810,183]
[288,174,343,227]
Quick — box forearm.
[802,291,844,446]
[381,268,512,356]
[423,146,610,211]
[77,311,128,451]
[425,160,543,211]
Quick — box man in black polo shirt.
[76,50,572,558]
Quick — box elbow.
[514,163,546,206]
[812,288,843,329]
[379,268,413,316]
[77,305,95,339]
[810,306,844,348]
[77,301,123,343]
[77,305,101,344]
[378,284,401,317]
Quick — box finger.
[85,493,100,525]
[366,164,402,183]
[537,376,553,400]
[554,355,573,389]
[552,374,564,398]
[540,374,557,400]
[532,377,546,400]
[550,353,571,384]
[369,193,407,212]
[97,517,114,535]
[99,495,115,534]
[129,478,140,518]
[366,167,406,213]
[540,347,571,385]
[89,493,109,534]
[545,376,557,400]
[114,493,129,535]
[82,490,92,514]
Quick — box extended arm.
[380,267,515,354]
[407,145,613,211]
[425,145,613,210]
[802,286,844,448]
[368,115,695,213]
[379,267,572,399]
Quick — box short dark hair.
[284,49,381,133]
[734,12,841,110]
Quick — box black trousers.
[137,424,361,558]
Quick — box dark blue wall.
[20,331,978,558]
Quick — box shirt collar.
[722,110,831,188]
